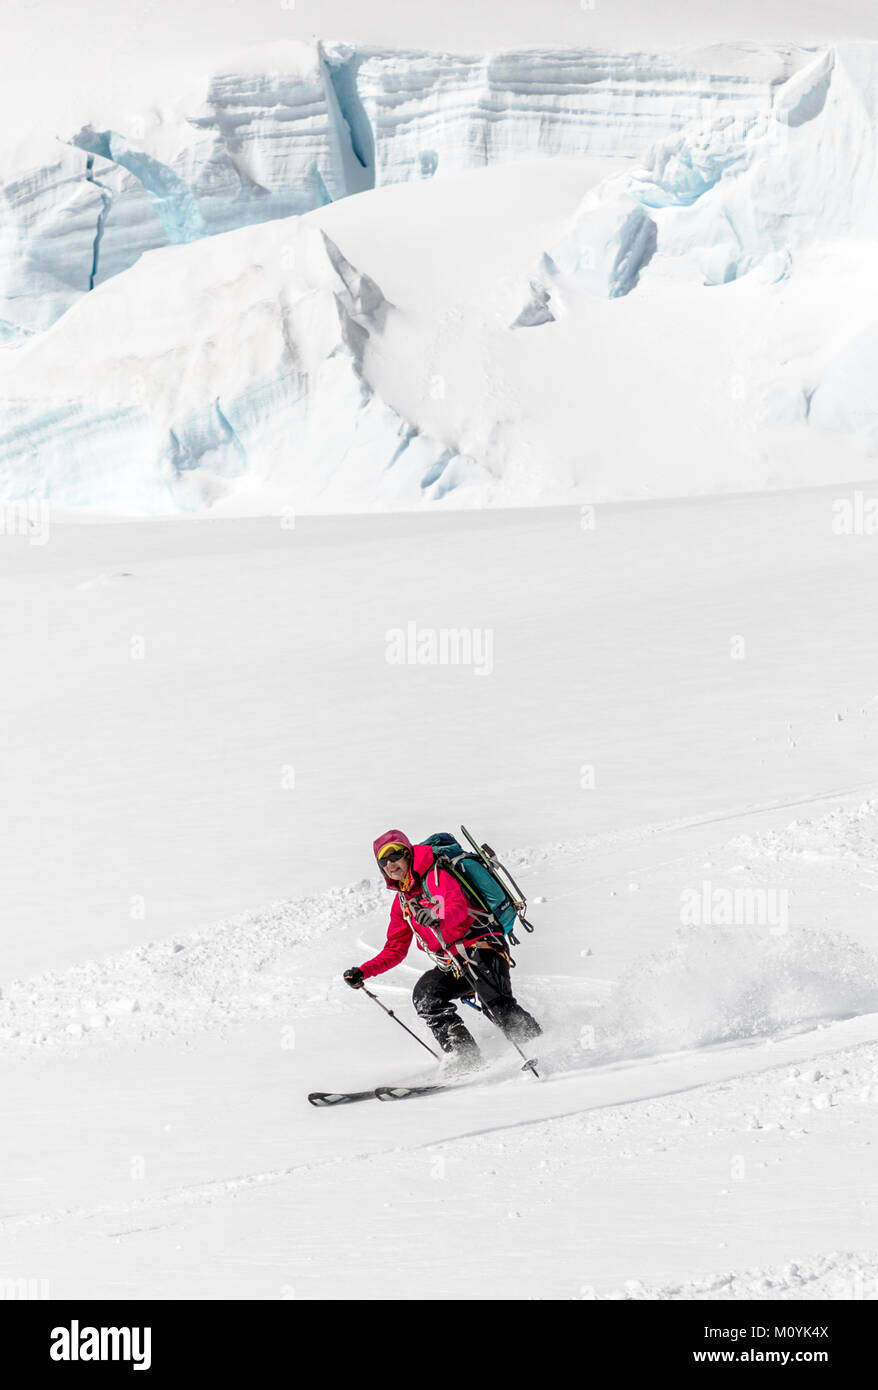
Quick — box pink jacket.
[360,830,479,979]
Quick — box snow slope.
[1,491,877,1297]
[3,791,878,1298]
[4,486,878,978]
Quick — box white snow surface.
[1,493,877,1298]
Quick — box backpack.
[417,827,536,946]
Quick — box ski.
[311,1062,533,1107]
[309,1079,468,1106]
[374,1083,453,1102]
[308,1089,380,1107]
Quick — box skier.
[344,830,541,1068]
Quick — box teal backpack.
[417,826,536,946]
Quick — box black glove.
[344,966,365,989]
[412,904,440,928]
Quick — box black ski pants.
[412,944,541,1048]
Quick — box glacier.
[3,40,878,514]
[0,39,809,335]
[536,187,658,301]
[517,44,878,310]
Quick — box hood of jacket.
[373,829,432,891]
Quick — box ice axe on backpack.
[459,825,537,941]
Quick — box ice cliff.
[0,39,808,335]
[3,40,878,514]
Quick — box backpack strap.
[418,860,443,907]
[397,886,463,974]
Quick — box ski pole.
[361,986,441,1061]
[458,958,540,1079]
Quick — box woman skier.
[343,830,541,1067]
